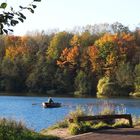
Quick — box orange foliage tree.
[57,46,80,69]
[87,45,100,72]
[88,33,136,76]
[57,34,81,69]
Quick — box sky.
[6,0,140,35]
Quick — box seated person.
[48,97,54,103]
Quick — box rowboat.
[42,102,61,108]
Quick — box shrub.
[97,77,119,97]
[68,122,91,135]
[68,123,81,135]
[97,76,110,95]
[97,76,132,97]
[0,118,59,140]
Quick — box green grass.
[66,103,131,135]
[0,118,59,140]
[92,122,111,129]
[112,121,130,128]
[42,103,138,136]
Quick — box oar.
[32,103,41,105]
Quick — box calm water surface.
[0,96,140,131]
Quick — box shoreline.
[0,92,140,99]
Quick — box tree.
[0,36,5,60]
[134,64,140,94]
[115,62,134,94]
[46,32,73,62]
[74,70,90,96]
[87,45,100,72]
[111,22,130,34]
[0,0,41,34]
[134,28,140,46]
[55,68,75,93]
[1,57,27,92]
[26,56,49,93]
[80,31,98,47]
[94,33,136,76]
[74,70,95,96]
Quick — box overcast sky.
[7,0,140,35]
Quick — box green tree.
[74,70,93,96]
[134,64,140,94]
[115,62,133,87]
[46,32,73,61]
[26,56,51,93]
[55,68,75,94]
[115,62,134,94]
[1,57,27,92]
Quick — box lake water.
[0,96,140,131]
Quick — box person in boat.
[48,97,54,104]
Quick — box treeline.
[0,22,140,97]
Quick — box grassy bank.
[0,118,59,140]
[41,102,140,136]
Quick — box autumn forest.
[0,22,140,97]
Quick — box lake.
[0,96,140,131]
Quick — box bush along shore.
[0,118,59,140]
[41,102,140,137]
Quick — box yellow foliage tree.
[5,46,28,60]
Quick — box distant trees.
[0,22,139,97]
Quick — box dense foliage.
[0,22,139,97]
